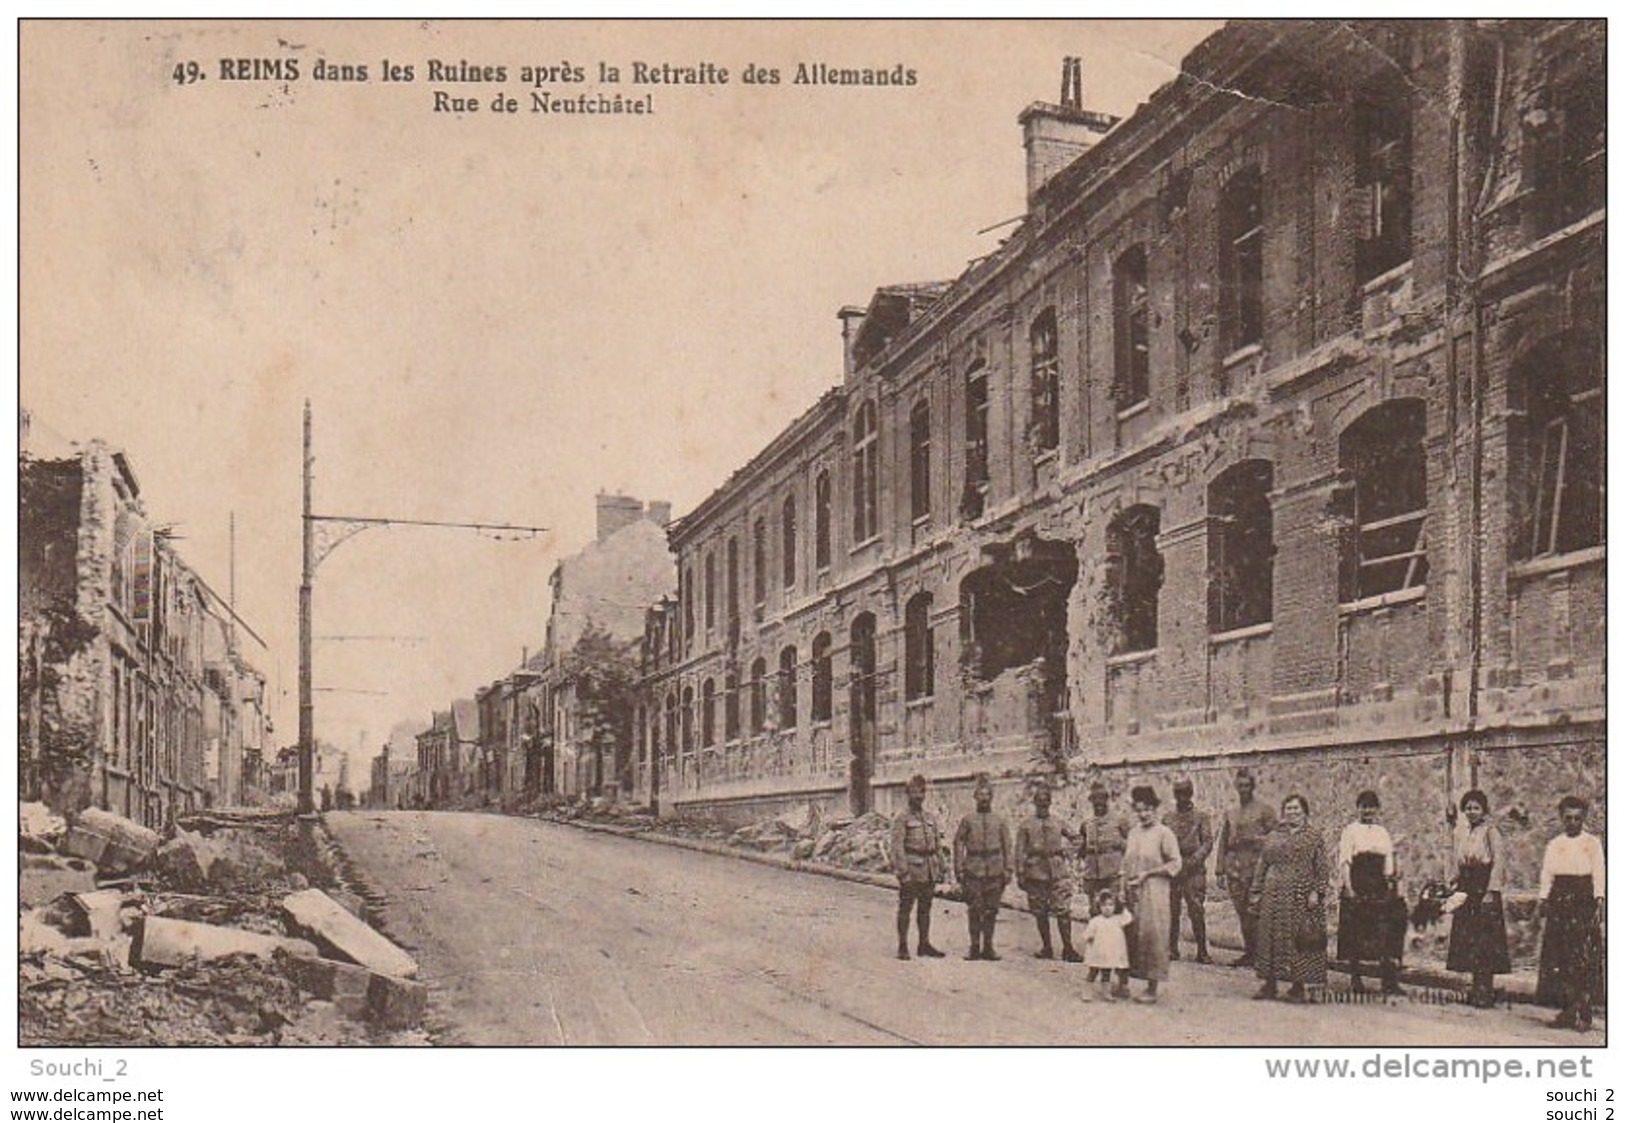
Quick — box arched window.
[781,494,798,589]
[1519,333,1603,559]
[701,678,716,747]
[1338,399,1428,601]
[1113,246,1151,410]
[1030,308,1060,453]
[664,692,677,764]
[778,645,798,730]
[680,686,694,756]
[749,656,769,735]
[1107,505,1163,654]
[1208,460,1275,633]
[811,632,834,723]
[910,399,932,522]
[904,593,935,700]
[814,470,832,570]
[852,400,879,543]
[1219,168,1263,353]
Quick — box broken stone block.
[281,888,418,979]
[367,973,429,1030]
[63,808,160,875]
[154,833,211,892]
[791,839,815,860]
[129,915,319,971]
[21,853,98,907]
[68,890,127,942]
[278,954,374,1019]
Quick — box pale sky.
[20,20,1221,778]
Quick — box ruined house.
[19,411,271,824]
[640,20,1604,892]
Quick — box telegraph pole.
[299,401,315,815]
[297,401,548,815]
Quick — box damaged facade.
[643,20,1604,892]
[19,411,272,825]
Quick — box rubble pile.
[18,803,429,1046]
[541,798,902,875]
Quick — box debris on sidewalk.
[281,888,419,979]
[20,807,431,1045]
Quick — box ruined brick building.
[636,20,1604,892]
[20,410,271,824]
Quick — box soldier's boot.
[982,915,1001,961]
[964,909,983,960]
[1058,918,1082,963]
[916,906,945,958]
[1192,908,1212,964]
[896,901,912,960]
[1033,916,1055,959]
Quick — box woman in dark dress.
[1536,796,1605,1032]
[1336,790,1405,995]
[1250,793,1330,1003]
[1446,789,1512,1009]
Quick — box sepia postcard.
[14,17,1609,1098]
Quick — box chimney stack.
[1018,57,1118,208]
[646,500,673,527]
[595,493,644,542]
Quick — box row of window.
[662,334,1604,735]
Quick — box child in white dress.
[1082,889,1133,1002]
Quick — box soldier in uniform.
[889,773,946,960]
[1015,783,1081,961]
[1214,767,1276,967]
[1165,776,1215,964]
[1079,781,1129,910]
[954,772,1013,961]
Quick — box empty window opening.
[1338,399,1428,601]
[1030,308,1060,453]
[778,645,798,730]
[1355,89,1412,281]
[811,632,834,723]
[904,593,935,701]
[910,399,932,522]
[1219,167,1264,352]
[1113,247,1151,410]
[1519,332,1603,559]
[1208,459,1275,633]
[963,362,991,519]
[1106,506,1163,654]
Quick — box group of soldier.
[888,769,1277,977]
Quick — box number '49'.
[172,61,203,85]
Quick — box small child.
[1082,889,1133,1002]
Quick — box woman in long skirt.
[1122,784,1182,1005]
[1446,789,1512,1008]
[1536,795,1605,1032]
[1336,790,1405,995]
[1251,793,1330,1003]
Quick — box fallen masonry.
[19,804,431,1045]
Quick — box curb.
[536,812,1561,1008]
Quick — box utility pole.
[297,401,549,815]
[299,402,315,815]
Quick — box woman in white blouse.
[1446,789,1511,1009]
[1536,795,1605,1033]
[1336,790,1404,996]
